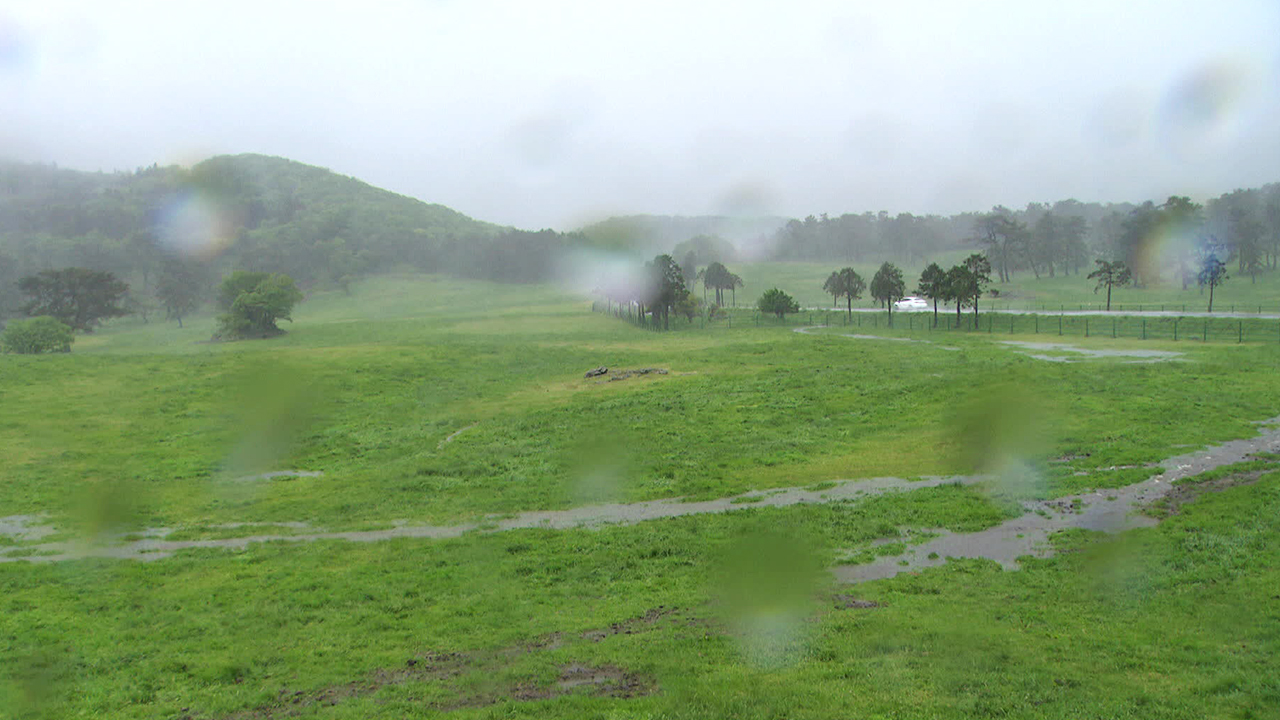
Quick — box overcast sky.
[2,1,1279,229]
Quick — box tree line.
[1,265,305,353]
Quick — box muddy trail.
[4,418,1280,578]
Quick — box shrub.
[0,316,75,354]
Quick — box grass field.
[3,271,1280,718]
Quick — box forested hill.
[0,154,584,315]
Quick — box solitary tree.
[155,258,205,327]
[757,287,799,319]
[869,262,905,323]
[944,265,974,327]
[215,271,304,339]
[644,254,687,330]
[962,253,993,321]
[916,262,946,327]
[1198,253,1229,313]
[1087,259,1132,312]
[822,267,865,320]
[18,268,130,332]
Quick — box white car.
[894,295,929,311]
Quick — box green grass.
[3,272,1280,718]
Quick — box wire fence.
[592,301,1280,344]
[992,301,1280,314]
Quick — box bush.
[0,316,75,354]
[757,288,800,319]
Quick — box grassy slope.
[2,275,1277,529]
[2,273,1280,718]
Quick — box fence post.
[1142,318,1146,340]
[1009,316,1014,334]
[1085,318,1089,338]
[1112,318,1116,338]
[1203,320,1207,342]
[1239,320,1243,343]
[1174,318,1179,341]
[1059,315,1063,336]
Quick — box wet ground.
[5,418,1279,577]
[999,340,1184,363]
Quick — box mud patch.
[209,610,669,719]
[832,594,881,610]
[594,367,669,384]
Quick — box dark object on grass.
[585,366,608,378]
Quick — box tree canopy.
[215,271,304,339]
[18,267,130,331]
[916,262,946,326]
[869,262,905,313]
[822,267,865,318]
[1087,259,1132,311]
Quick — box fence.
[998,301,1280,314]
[592,301,1280,344]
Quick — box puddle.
[834,417,1280,583]
[0,515,56,542]
[230,470,324,483]
[0,474,985,563]
[1000,341,1184,363]
[793,326,960,350]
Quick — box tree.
[698,261,744,308]
[0,316,74,354]
[870,261,905,323]
[973,210,1027,283]
[962,254,993,322]
[916,262,946,327]
[757,287,799,319]
[944,265,973,326]
[822,267,865,320]
[1198,251,1229,313]
[1087,259,1132,311]
[18,267,130,332]
[155,258,205,328]
[643,254,687,330]
[215,271,304,339]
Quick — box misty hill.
[0,154,592,314]
[577,214,790,256]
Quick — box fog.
[2,0,1278,229]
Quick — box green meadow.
[3,272,1280,719]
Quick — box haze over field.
[3,1,1279,229]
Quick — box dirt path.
[4,418,1279,572]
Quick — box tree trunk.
[846,295,852,320]
[1208,283,1214,313]
[1106,283,1112,311]
[932,298,938,327]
